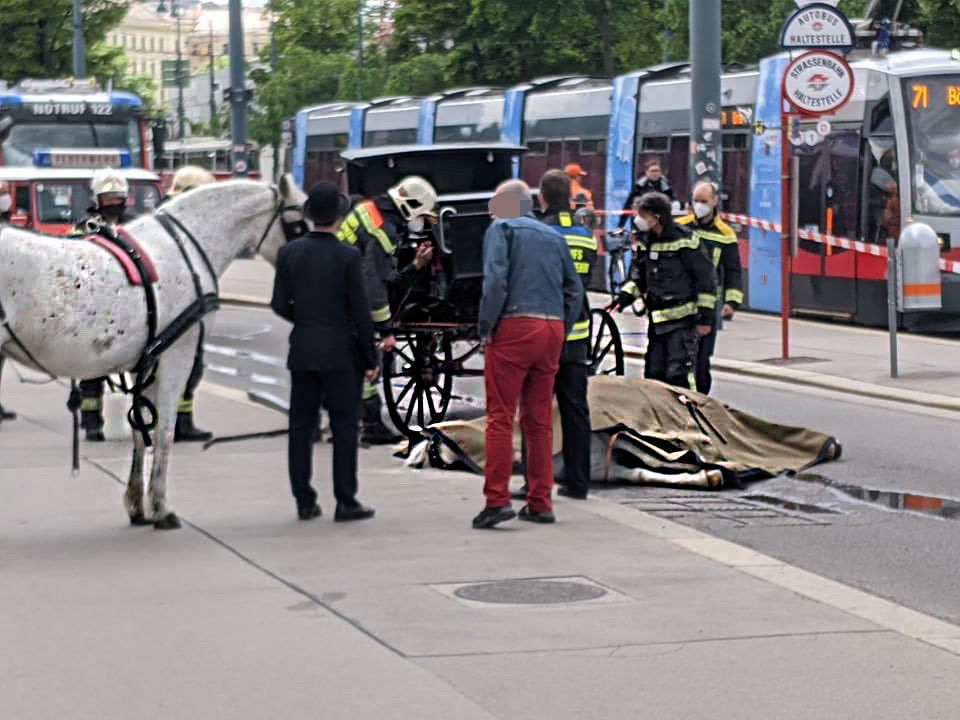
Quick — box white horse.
[0,179,298,529]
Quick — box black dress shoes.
[510,483,529,500]
[518,505,556,524]
[472,505,517,529]
[0,405,16,421]
[558,486,588,500]
[297,504,322,521]
[335,502,376,522]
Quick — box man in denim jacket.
[473,180,583,529]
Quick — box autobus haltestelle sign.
[782,50,855,117]
[779,2,856,50]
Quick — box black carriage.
[340,143,625,436]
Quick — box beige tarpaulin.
[413,376,841,488]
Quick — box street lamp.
[157,0,186,140]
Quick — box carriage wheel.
[589,308,625,376]
[382,332,455,437]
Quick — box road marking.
[582,497,960,658]
[198,380,286,415]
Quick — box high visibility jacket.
[621,223,717,335]
[570,180,595,210]
[677,213,744,308]
[336,196,416,336]
[542,207,597,363]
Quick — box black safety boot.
[0,404,16,421]
[174,412,213,443]
[361,396,401,445]
[82,411,105,442]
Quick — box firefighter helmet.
[169,165,216,196]
[387,175,438,223]
[90,168,129,198]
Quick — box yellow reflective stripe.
[649,236,700,253]
[564,234,597,251]
[559,212,573,227]
[356,205,395,255]
[80,398,102,412]
[698,293,718,308]
[687,372,696,390]
[371,305,391,323]
[711,246,722,268]
[650,301,697,324]
[362,381,379,399]
[725,288,744,304]
[693,228,737,245]
[621,281,639,297]
[178,399,193,413]
[566,319,590,342]
[337,214,361,245]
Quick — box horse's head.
[255,173,308,268]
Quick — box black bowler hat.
[303,181,351,224]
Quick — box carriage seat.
[88,227,159,287]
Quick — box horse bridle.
[255,184,309,255]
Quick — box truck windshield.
[35,181,160,224]
[902,75,960,216]
[2,120,142,168]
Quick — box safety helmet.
[90,168,129,198]
[387,175,438,223]
[574,206,599,230]
[169,165,216,196]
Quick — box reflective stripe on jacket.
[677,214,744,308]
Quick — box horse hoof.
[129,513,151,526]
[153,513,182,530]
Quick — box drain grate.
[618,493,832,527]
[454,579,606,605]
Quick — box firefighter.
[565,163,594,210]
[337,175,437,444]
[612,192,716,389]
[677,181,743,395]
[71,169,130,440]
[539,169,597,499]
[165,165,217,442]
[618,160,676,229]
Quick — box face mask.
[0,194,11,214]
[407,216,425,233]
[633,216,651,232]
[102,204,126,223]
[693,202,713,220]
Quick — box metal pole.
[356,3,364,98]
[887,235,899,377]
[208,24,217,126]
[780,112,792,361]
[72,0,86,78]
[689,0,723,195]
[270,3,279,181]
[175,3,185,139]
[228,0,250,177]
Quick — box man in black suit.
[271,181,378,522]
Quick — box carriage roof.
[340,143,526,161]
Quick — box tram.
[285,44,960,327]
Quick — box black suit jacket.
[271,231,378,373]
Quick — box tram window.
[14,186,30,216]
[641,136,669,152]
[722,146,750,214]
[865,137,900,243]
[668,136,689,205]
[870,99,893,135]
[797,130,861,252]
[721,134,748,150]
[580,139,605,155]
[526,141,547,156]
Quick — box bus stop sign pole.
[780,112,792,361]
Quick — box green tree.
[116,72,164,118]
[916,0,960,47]
[0,0,128,81]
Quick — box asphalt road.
[204,304,960,625]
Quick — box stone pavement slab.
[2,373,960,718]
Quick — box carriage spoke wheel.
[383,332,455,437]
[589,308,625,376]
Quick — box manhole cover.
[453,579,607,605]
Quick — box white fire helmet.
[387,175,438,225]
[169,165,216,197]
[90,168,129,198]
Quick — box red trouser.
[484,317,565,512]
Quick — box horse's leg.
[125,430,149,525]
[147,331,199,530]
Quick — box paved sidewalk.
[223,257,960,406]
[2,370,959,718]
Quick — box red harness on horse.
[88,227,159,286]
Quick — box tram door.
[792,130,860,318]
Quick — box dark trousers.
[645,325,698,390]
[179,324,205,412]
[288,368,363,510]
[79,377,106,430]
[696,325,718,395]
[554,361,591,497]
